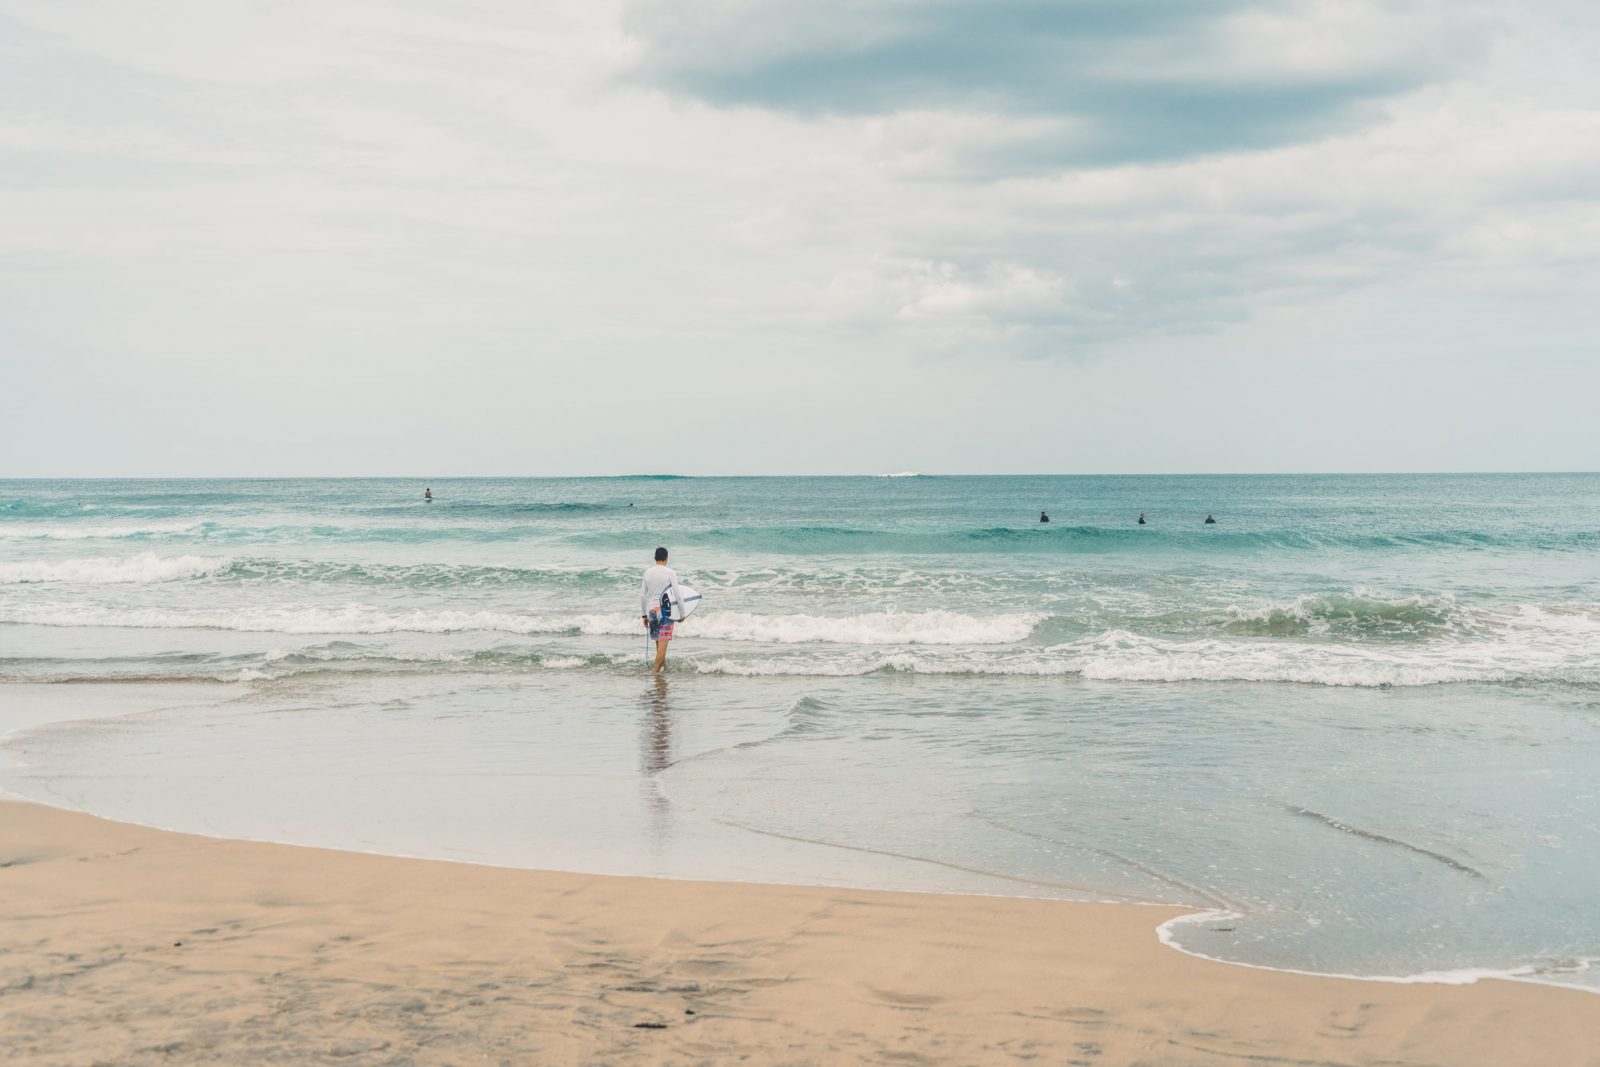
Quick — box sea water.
[2,475,1597,990]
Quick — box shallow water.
[2,475,1598,989]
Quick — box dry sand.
[2,799,1596,1066]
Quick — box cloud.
[817,245,1278,358]
[612,1,1600,357]
[2,0,1596,481]
[621,0,1476,165]
[795,81,1600,358]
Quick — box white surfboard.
[671,584,703,621]
[645,584,704,662]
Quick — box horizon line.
[3,470,1598,481]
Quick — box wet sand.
[3,799,1596,1066]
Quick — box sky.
[2,0,1597,476]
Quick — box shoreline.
[5,799,1599,1065]
[15,786,1594,999]
[4,680,1597,1005]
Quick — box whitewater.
[2,474,1598,993]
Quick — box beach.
[9,0,1600,1056]
[6,798,1598,1066]
[3,474,1600,1063]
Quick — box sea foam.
[0,521,216,541]
[4,598,1597,687]
[0,604,1044,645]
[0,554,231,585]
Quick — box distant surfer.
[1204,514,1216,524]
[1040,511,1050,523]
[1138,512,1146,525]
[424,487,433,502]
[641,546,680,674]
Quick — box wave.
[0,553,644,590]
[359,501,621,516]
[4,575,1596,687]
[9,617,1597,688]
[0,553,233,585]
[1218,591,1474,640]
[0,521,609,545]
[684,651,1597,686]
[0,558,1534,638]
[1063,625,1599,687]
[0,604,1044,646]
[0,491,271,517]
[219,559,633,590]
[0,552,1112,595]
[689,610,1043,645]
[0,644,621,685]
[0,604,601,637]
[680,608,1600,684]
[0,520,214,541]
[8,510,1598,555]
[571,524,1600,555]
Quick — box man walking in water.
[640,546,679,674]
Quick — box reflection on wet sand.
[642,675,672,775]
[639,675,673,843]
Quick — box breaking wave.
[0,554,232,585]
[5,600,1596,688]
[1218,591,1474,640]
[680,635,1599,686]
[0,604,1044,646]
[0,520,214,541]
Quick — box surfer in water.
[641,546,679,674]
[1040,511,1050,523]
[424,487,433,502]
[1204,513,1217,524]
[1138,512,1146,525]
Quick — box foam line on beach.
[710,816,1151,902]
[1155,909,1600,994]
[973,812,1239,911]
[1286,806,1487,879]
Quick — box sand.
[2,799,1596,1066]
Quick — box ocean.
[2,474,1598,990]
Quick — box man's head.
[654,546,668,562]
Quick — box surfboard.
[671,584,703,621]
[644,585,704,663]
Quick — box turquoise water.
[2,475,1598,989]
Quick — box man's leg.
[652,639,668,673]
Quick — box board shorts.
[650,619,675,642]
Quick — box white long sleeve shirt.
[640,564,679,615]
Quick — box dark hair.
[654,546,668,562]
